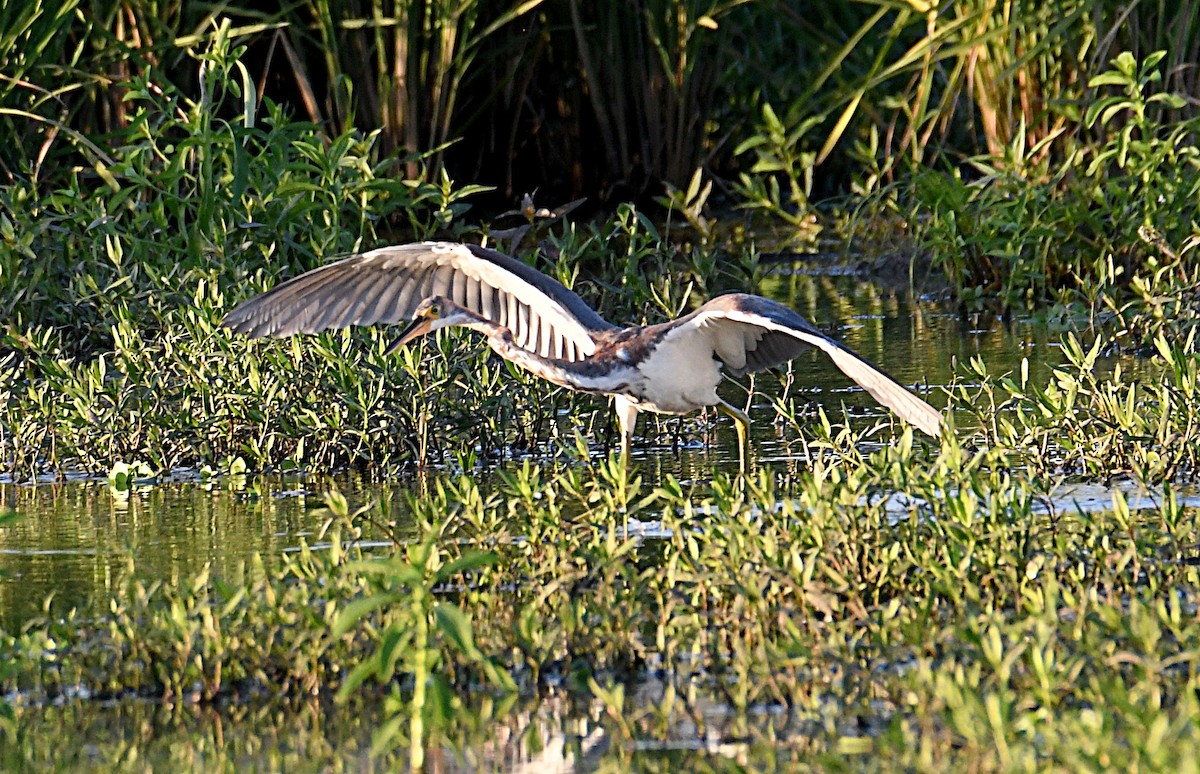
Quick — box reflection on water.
[0,474,438,626]
[0,270,1159,769]
[2,683,778,771]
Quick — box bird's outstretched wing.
[665,293,943,437]
[222,242,614,361]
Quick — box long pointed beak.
[384,317,433,355]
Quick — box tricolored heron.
[222,242,942,467]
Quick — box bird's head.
[384,297,470,355]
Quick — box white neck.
[457,318,634,395]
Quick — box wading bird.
[223,242,942,468]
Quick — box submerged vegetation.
[3,0,1200,769]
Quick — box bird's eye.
[429,303,441,317]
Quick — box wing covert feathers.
[222,242,612,360]
[679,293,943,438]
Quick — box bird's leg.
[717,400,751,474]
[613,395,639,467]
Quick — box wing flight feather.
[222,242,613,360]
[670,294,942,437]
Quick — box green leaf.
[1114,51,1137,75]
[685,168,703,203]
[336,658,380,703]
[377,626,409,677]
[1100,102,1131,127]
[819,91,863,165]
[1142,50,1167,71]
[1089,72,1130,88]
[1084,97,1121,127]
[370,712,407,756]
[1147,93,1187,110]
[434,603,479,658]
[761,103,783,134]
[435,550,500,583]
[733,135,766,155]
[427,674,455,723]
[332,594,393,637]
[346,558,423,585]
[750,160,787,174]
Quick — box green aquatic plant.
[332,490,514,767]
[3,203,762,479]
[957,331,1200,483]
[0,34,513,479]
[3,413,1200,768]
[0,35,449,357]
[2,27,798,481]
[1101,227,1200,353]
[732,103,823,242]
[893,49,1200,312]
[565,0,753,195]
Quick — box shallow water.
[0,272,1075,621]
[0,474,392,627]
[0,269,1155,769]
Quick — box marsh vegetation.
[3,0,1200,769]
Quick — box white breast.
[628,331,724,414]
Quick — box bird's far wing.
[222,242,614,361]
[675,293,943,438]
